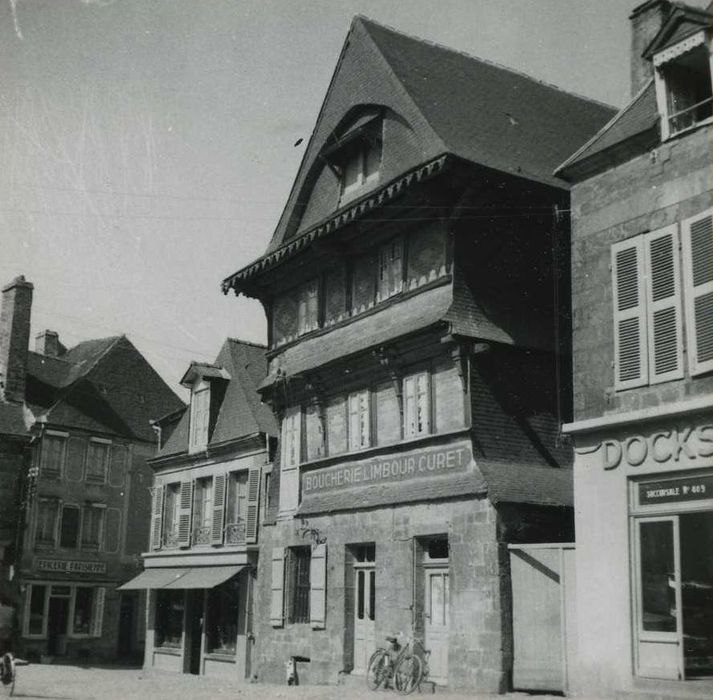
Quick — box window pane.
[60,506,80,549]
[156,590,184,648]
[640,520,677,633]
[36,499,58,545]
[29,585,46,635]
[351,254,376,313]
[81,507,103,548]
[41,435,65,476]
[348,391,370,451]
[193,477,212,545]
[369,570,376,621]
[86,442,109,482]
[73,587,93,634]
[357,570,365,620]
[226,471,248,545]
[288,547,311,624]
[297,280,319,334]
[378,238,403,299]
[206,578,239,654]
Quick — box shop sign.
[639,474,713,505]
[35,559,107,575]
[599,425,713,470]
[302,443,471,495]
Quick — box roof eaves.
[642,5,713,58]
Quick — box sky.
[0,0,698,398]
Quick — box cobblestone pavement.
[6,663,612,700]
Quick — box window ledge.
[204,652,236,662]
[663,115,713,142]
[154,647,181,656]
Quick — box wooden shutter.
[612,237,649,389]
[403,375,416,437]
[108,444,127,488]
[65,436,86,482]
[310,543,327,629]
[176,480,193,547]
[279,408,301,516]
[270,547,285,627]
[91,587,106,638]
[682,209,713,376]
[210,473,227,545]
[305,403,325,460]
[326,397,347,455]
[150,485,164,550]
[645,225,683,383]
[245,465,261,544]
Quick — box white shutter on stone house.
[210,473,227,545]
[682,208,713,376]
[270,547,285,627]
[150,485,164,550]
[245,465,261,544]
[310,543,327,629]
[645,225,683,383]
[279,408,301,516]
[176,480,194,547]
[612,237,649,389]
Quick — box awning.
[117,568,189,590]
[163,565,244,590]
[118,565,245,591]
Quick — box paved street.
[7,663,607,700]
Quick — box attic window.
[189,381,210,453]
[654,33,713,139]
[339,138,381,204]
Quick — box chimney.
[630,0,672,97]
[0,276,33,404]
[35,330,60,358]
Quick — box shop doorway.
[635,511,713,680]
[117,593,136,657]
[419,537,449,685]
[184,590,204,675]
[47,589,70,656]
[351,544,375,675]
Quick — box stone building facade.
[557,1,713,697]
[222,17,614,693]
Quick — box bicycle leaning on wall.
[365,633,430,695]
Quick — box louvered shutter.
[270,547,285,627]
[682,209,713,376]
[210,473,227,545]
[310,543,327,629]
[245,465,261,544]
[176,480,193,547]
[645,225,683,383]
[279,408,301,516]
[91,587,106,637]
[65,436,86,482]
[150,484,164,550]
[612,238,649,389]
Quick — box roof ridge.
[27,350,74,366]
[355,15,616,112]
[226,337,267,349]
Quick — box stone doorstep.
[338,671,437,693]
[616,678,713,700]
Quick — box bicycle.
[366,634,430,695]
[0,652,15,697]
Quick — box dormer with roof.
[221,17,615,693]
[128,339,277,681]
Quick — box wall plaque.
[639,474,713,505]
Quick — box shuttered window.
[41,433,66,477]
[245,465,261,544]
[378,237,403,300]
[279,407,301,516]
[682,208,713,376]
[310,543,327,629]
[176,480,194,547]
[404,371,431,438]
[210,473,227,545]
[348,390,371,451]
[150,485,164,550]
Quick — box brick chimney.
[630,0,672,97]
[35,330,60,358]
[0,276,33,404]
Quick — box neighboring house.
[121,339,276,680]
[0,276,184,662]
[221,17,615,692]
[557,1,713,698]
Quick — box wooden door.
[353,566,376,674]
[425,568,449,685]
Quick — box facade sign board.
[35,559,107,575]
[302,442,472,495]
[639,474,713,505]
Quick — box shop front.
[567,405,713,696]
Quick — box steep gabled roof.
[228,16,614,290]
[156,339,277,459]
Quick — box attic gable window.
[339,139,381,204]
[189,381,210,453]
[654,32,713,139]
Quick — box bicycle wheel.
[0,654,15,698]
[393,652,423,695]
[365,648,390,690]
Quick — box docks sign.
[35,559,107,575]
[302,443,472,495]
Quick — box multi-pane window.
[286,546,311,624]
[85,439,110,483]
[27,584,46,636]
[297,280,319,335]
[206,578,239,654]
[162,483,181,547]
[279,407,302,516]
[41,433,66,477]
[611,210,713,389]
[226,471,248,544]
[348,390,370,451]
[155,590,184,648]
[24,584,104,638]
[378,238,403,300]
[404,371,431,438]
[340,139,381,204]
[35,498,59,547]
[193,477,213,545]
[72,587,94,634]
[189,384,210,452]
[59,505,80,549]
[81,506,104,549]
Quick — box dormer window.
[653,31,713,139]
[340,138,381,204]
[189,380,210,453]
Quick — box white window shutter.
[645,225,684,383]
[310,543,327,629]
[150,485,164,550]
[245,465,261,544]
[270,547,285,627]
[91,587,106,638]
[210,473,227,545]
[177,480,193,547]
[682,209,713,376]
[612,238,649,389]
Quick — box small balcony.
[224,519,246,547]
[162,526,180,549]
[192,525,211,546]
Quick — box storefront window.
[155,590,184,648]
[640,520,677,633]
[72,587,93,634]
[206,578,239,654]
[28,584,46,635]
